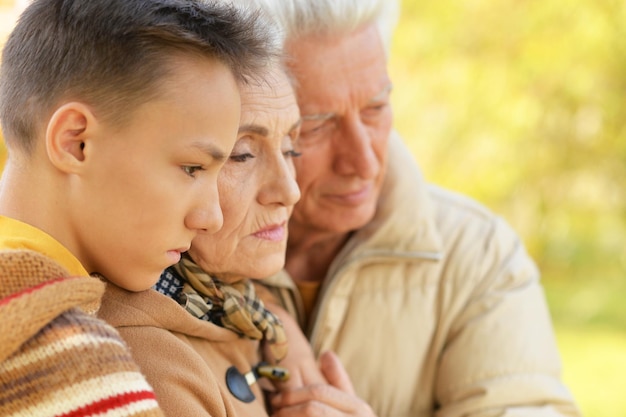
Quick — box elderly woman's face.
[188,69,301,282]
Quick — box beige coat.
[262,134,581,417]
[98,283,269,417]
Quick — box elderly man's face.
[286,24,392,236]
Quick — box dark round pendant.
[225,366,255,403]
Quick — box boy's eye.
[230,153,255,163]
[181,165,204,177]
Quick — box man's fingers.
[271,352,376,417]
[319,351,355,395]
[271,384,352,413]
[271,400,342,417]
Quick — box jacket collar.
[99,282,242,343]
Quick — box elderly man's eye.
[361,103,388,118]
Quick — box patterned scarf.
[172,253,287,362]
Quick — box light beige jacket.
[262,134,581,417]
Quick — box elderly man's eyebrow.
[369,83,393,103]
[302,85,394,121]
[301,112,335,122]
[288,119,302,132]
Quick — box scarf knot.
[171,254,287,362]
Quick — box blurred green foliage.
[390,1,626,415]
[390,0,626,325]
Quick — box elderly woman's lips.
[253,224,286,241]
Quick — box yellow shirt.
[0,215,88,277]
[294,279,322,325]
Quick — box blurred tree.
[390,0,626,329]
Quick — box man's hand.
[270,351,377,417]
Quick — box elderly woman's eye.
[181,165,204,178]
[230,153,255,163]
[283,149,302,158]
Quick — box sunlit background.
[389,1,626,416]
[1,1,624,415]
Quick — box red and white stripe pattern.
[0,251,164,417]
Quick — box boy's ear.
[45,102,98,173]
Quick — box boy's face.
[70,57,240,291]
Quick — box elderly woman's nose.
[259,158,301,206]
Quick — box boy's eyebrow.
[189,141,228,162]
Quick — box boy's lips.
[166,246,189,264]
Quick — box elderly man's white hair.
[242,0,399,56]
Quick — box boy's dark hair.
[0,0,276,153]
